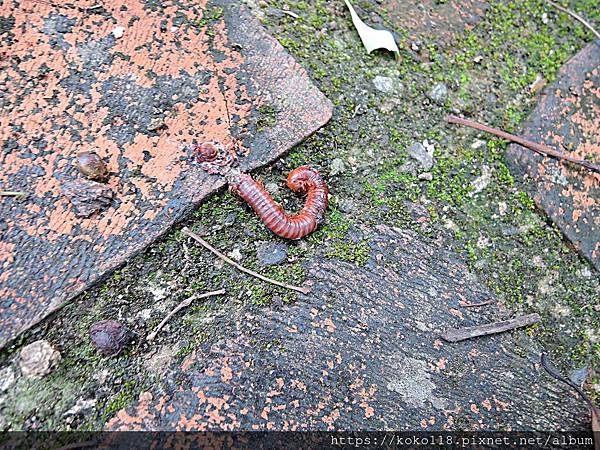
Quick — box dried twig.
[182,227,310,295]
[146,289,225,341]
[0,191,27,197]
[459,299,495,308]
[441,313,540,342]
[447,115,600,173]
[541,353,594,408]
[541,352,600,439]
[544,0,600,40]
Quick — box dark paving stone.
[506,42,600,270]
[105,225,587,431]
[0,0,332,348]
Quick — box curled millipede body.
[231,167,328,240]
[192,142,328,240]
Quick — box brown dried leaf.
[61,180,113,218]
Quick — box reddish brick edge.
[0,0,333,348]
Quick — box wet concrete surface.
[105,225,587,431]
[0,0,332,348]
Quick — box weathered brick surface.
[0,0,332,348]
[105,226,587,431]
[506,43,600,269]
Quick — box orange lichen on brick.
[220,365,233,383]
[0,241,16,265]
[436,358,447,371]
[360,402,375,418]
[322,408,340,428]
[493,395,510,411]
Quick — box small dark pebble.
[89,320,131,357]
[223,212,236,227]
[256,242,288,266]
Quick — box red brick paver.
[0,0,332,348]
[506,43,600,269]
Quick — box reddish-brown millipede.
[193,142,328,240]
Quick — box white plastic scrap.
[343,0,399,56]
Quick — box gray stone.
[330,158,346,176]
[19,340,61,379]
[428,82,448,104]
[569,366,589,387]
[0,367,15,392]
[227,247,244,262]
[223,212,236,227]
[256,242,288,266]
[470,165,492,195]
[372,76,394,93]
[338,198,355,213]
[407,142,434,171]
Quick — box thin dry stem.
[146,289,226,341]
[545,0,600,40]
[182,227,311,295]
[442,313,540,342]
[447,115,600,173]
[459,299,495,308]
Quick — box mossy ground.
[0,0,598,430]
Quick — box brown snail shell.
[76,151,108,181]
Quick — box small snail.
[76,151,108,181]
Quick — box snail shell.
[76,151,108,181]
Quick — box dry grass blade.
[447,115,600,173]
[0,191,27,197]
[545,0,600,40]
[182,227,311,295]
[147,289,226,341]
